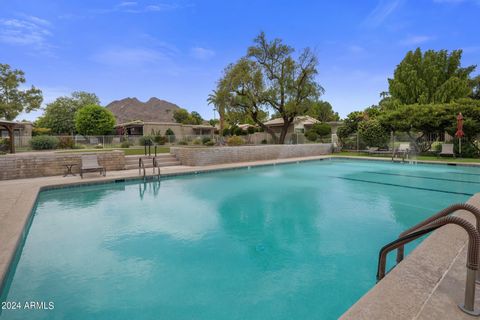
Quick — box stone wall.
[0,151,125,180]
[170,144,332,166]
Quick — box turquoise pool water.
[1,159,480,320]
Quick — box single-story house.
[115,121,215,140]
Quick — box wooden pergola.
[0,119,18,153]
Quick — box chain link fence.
[339,131,479,157]
[4,132,334,152]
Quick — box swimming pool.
[1,159,479,319]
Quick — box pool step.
[124,154,181,170]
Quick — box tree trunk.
[278,119,293,144]
[250,111,278,143]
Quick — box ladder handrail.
[139,157,146,178]
[397,203,480,263]
[152,157,161,179]
[377,215,480,316]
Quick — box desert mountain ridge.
[106,97,182,124]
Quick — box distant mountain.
[106,97,181,124]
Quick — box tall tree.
[74,104,116,136]
[307,100,339,122]
[388,48,475,105]
[0,64,42,120]
[217,32,323,144]
[470,75,480,100]
[173,108,204,125]
[207,90,226,131]
[36,91,100,134]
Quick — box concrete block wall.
[0,151,125,180]
[170,144,332,166]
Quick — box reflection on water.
[1,160,478,320]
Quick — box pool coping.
[1,154,479,319]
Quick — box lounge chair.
[80,155,106,178]
[438,143,455,157]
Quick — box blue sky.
[1,0,479,121]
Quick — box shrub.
[454,139,479,158]
[222,128,230,136]
[139,135,154,146]
[311,123,331,138]
[120,141,130,148]
[95,143,103,149]
[193,138,202,145]
[305,130,318,142]
[247,126,256,134]
[227,135,245,146]
[58,136,75,149]
[261,139,267,144]
[0,138,9,152]
[204,141,215,146]
[358,119,389,148]
[178,140,188,145]
[74,104,116,135]
[202,137,211,144]
[154,135,167,145]
[30,136,59,150]
[234,127,246,136]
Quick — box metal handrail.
[377,216,480,316]
[397,203,480,264]
[152,157,161,179]
[138,157,146,178]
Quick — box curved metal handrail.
[377,216,480,316]
[139,157,146,178]
[153,157,160,179]
[397,203,480,263]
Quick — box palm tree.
[207,90,226,132]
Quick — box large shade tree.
[388,48,475,105]
[0,64,42,120]
[36,91,100,134]
[74,104,116,136]
[215,32,323,144]
[307,100,339,122]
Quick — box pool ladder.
[139,157,161,180]
[377,203,480,316]
[139,157,146,179]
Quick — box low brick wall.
[170,144,332,166]
[0,151,125,180]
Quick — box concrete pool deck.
[1,154,480,319]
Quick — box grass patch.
[338,151,480,163]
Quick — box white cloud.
[190,47,215,60]
[364,0,404,27]
[0,15,53,54]
[118,1,138,7]
[399,35,434,46]
[348,45,366,54]
[92,47,167,66]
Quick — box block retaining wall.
[0,151,125,180]
[170,144,332,166]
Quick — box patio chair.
[80,154,106,178]
[438,143,455,158]
[392,143,410,160]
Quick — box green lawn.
[56,147,170,155]
[337,151,480,163]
